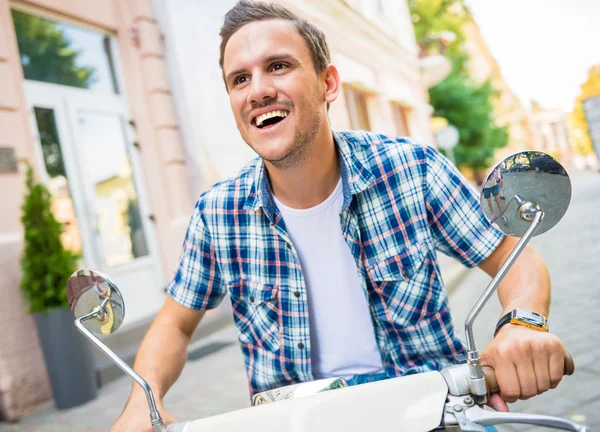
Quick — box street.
[1,168,598,431]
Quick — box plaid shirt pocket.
[228,279,281,352]
[367,242,438,328]
[367,242,453,368]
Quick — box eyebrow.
[225,53,299,84]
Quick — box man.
[111,2,566,430]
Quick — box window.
[33,107,83,253]
[345,86,372,131]
[392,103,411,137]
[11,10,120,93]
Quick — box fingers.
[532,348,551,394]
[488,392,509,412]
[494,359,521,403]
[515,353,538,400]
[549,344,566,389]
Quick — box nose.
[248,71,276,106]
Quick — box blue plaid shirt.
[168,130,504,396]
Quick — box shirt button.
[249,296,255,303]
[402,270,409,278]
[294,291,300,298]
[297,342,305,349]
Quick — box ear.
[322,64,341,105]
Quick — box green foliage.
[11,10,95,88]
[430,72,508,169]
[20,164,80,314]
[34,107,67,179]
[408,0,469,62]
[409,0,509,170]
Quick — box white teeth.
[256,110,289,127]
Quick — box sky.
[464,0,600,112]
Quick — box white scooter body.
[181,371,448,432]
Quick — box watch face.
[517,310,545,326]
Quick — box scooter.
[66,151,588,431]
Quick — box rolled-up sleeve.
[424,145,504,268]
[167,201,226,310]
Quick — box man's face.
[223,19,326,168]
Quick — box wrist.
[494,308,548,337]
[128,389,162,409]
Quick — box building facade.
[530,108,571,161]
[0,0,434,419]
[0,0,194,420]
[461,16,533,160]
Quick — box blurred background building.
[529,107,571,161]
[461,15,532,160]
[570,64,600,170]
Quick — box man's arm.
[479,236,550,316]
[129,297,205,401]
[111,297,205,431]
[478,236,565,411]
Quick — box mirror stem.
[464,209,543,399]
[74,314,166,431]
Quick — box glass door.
[25,82,165,326]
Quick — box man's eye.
[235,76,248,85]
[271,63,287,72]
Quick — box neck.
[266,125,340,209]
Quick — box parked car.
[530,154,567,175]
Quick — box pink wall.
[0,0,52,420]
[0,0,191,419]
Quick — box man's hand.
[481,325,566,412]
[111,397,178,432]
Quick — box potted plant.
[19,163,97,409]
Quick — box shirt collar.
[243,131,376,220]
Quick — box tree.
[430,72,508,172]
[20,164,80,314]
[11,10,95,88]
[33,107,67,179]
[409,0,509,176]
[408,0,468,61]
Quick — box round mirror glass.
[66,269,125,335]
[480,151,571,237]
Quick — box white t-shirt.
[484,170,501,188]
[273,179,384,379]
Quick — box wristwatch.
[494,309,548,337]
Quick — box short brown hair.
[219,1,331,77]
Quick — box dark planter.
[34,307,98,409]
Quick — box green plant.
[430,72,508,171]
[409,0,509,174]
[20,163,80,314]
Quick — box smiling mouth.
[252,110,290,129]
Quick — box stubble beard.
[265,119,319,170]
[263,93,323,170]
[242,85,324,170]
